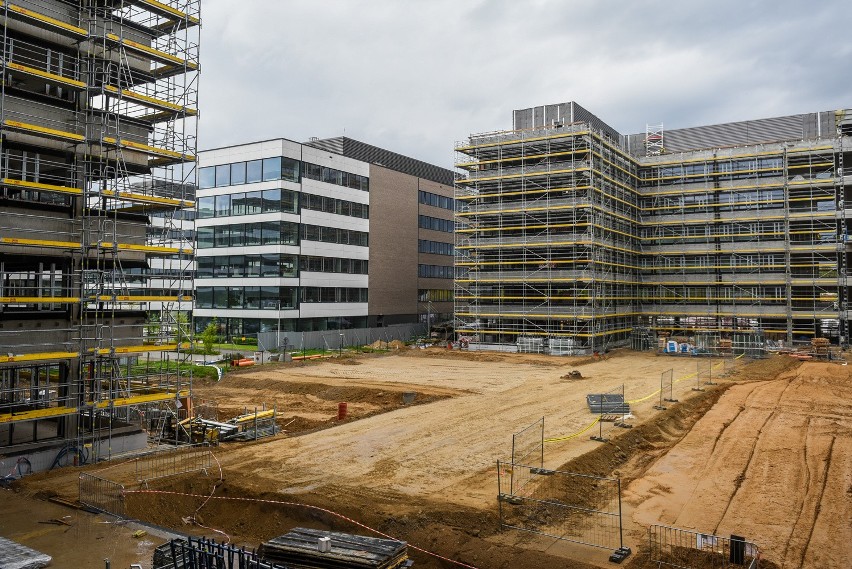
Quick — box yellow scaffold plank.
[0,351,78,363]
[0,2,87,37]
[105,34,198,70]
[0,406,77,424]
[2,178,83,196]
[94,295,192,302]
[99,189,194,208]
[102,242,192,255]
[1,297,79,303]
[101,136,195,162]
[2,119,85,142]
[91,343,189,356]
[129,0,200,25]
[93,389,189,409]
[102,85,197,116]
[2,61,86,88]
[0,236,80,249]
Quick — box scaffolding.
[0,0,199,460]
[455,107,852,352]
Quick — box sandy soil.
[625,360,852,569]
[10,349,847,569]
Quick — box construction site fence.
[497,461,623,550]
[154,537,288,569]
[649,524,760,569]
[511,417,544,480]
[134,443,213,485]
[79,472,125,518]
[256,323,426,352]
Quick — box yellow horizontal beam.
[93,389,189,409]
[100,189,194,208]
[0,406,77,424]
[2,178,82,196]
[103,85,197,117]
[105,33,198,70]
[0,237,192,255]
[0,296,79,303]
[0,236,80,249]
[3,61,85,88]
[2,119,84,142]
[233,409,276,424]
[457,130,591,152]
[1,2,87,37]
[95,295,192,302]
[130,0,199,25]
[0,351,78,363]
[101,136,195,162]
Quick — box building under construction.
[454,102,852,353]
[0,0,199,468]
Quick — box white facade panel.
[301,146,368,177]
[299,303,368,318]
[300,209,369,232]
[299,242,369,260]
[300,178,370,204]
[299,273,368,288]
[195,308,300,320]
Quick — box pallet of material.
[259,528,410,569]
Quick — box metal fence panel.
[79,473,125,517]
[649,524,760,569]
[135,444,212,484]
[498,461,623,550]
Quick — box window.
[197,227,214,249]
[214,194,231,217]
[246,160,263,183]
[262,189,280,213]
[263,157,281,182]
[245,223,262,246]
[231,192,247,215]
[197,196,214,218]
[261,222,279,245]
[281,222,299,245]
[199,167,215,189]
[213,226,229,248]
[245,191,263,214]
[215,164,230,187]
[197,257,213,278]
[282,157,300,182]
[230,162,246,185]
[196,287,212,308]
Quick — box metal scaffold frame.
[455,110,852,353]
[0,0,199,458]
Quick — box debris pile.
[179,408,279,443]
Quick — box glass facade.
[199,157,367,192]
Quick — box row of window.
[194,315,369,335]
[196,222,369,249]
[199,157,370,193]
[419,215,454,233]
[197,189,369,220]
[418,264,454,279]
[419,190,454,211]
[200,157,300,189]
[418,239,454,256]
[196,286,368,309]
[196,254,368,278]
[198,189,297,218]
[418,289,453,302]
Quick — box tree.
[200,318,219,355]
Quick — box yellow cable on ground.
[544,416,600,443]
[546,355,746,442]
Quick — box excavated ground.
[8,348,850,569]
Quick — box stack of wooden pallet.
[259,528,411,569]
[811,337,830,355]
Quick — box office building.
[195,137,455,340]
[455,102,851,353]
[0,0,199,462]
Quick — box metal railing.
[135,444,212,484]
[79,473,125,517]
[649,524,760,569]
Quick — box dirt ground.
[8,348,851,569]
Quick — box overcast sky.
[198,1,851,169]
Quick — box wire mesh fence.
[649,524,760,569]
[79,472,125,517]
[135,444,212,484]
[155,537,289,569]
[497,461,623,550]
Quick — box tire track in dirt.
[798,435,835,569]
[712,409,775,535]
[780,416,812,565]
